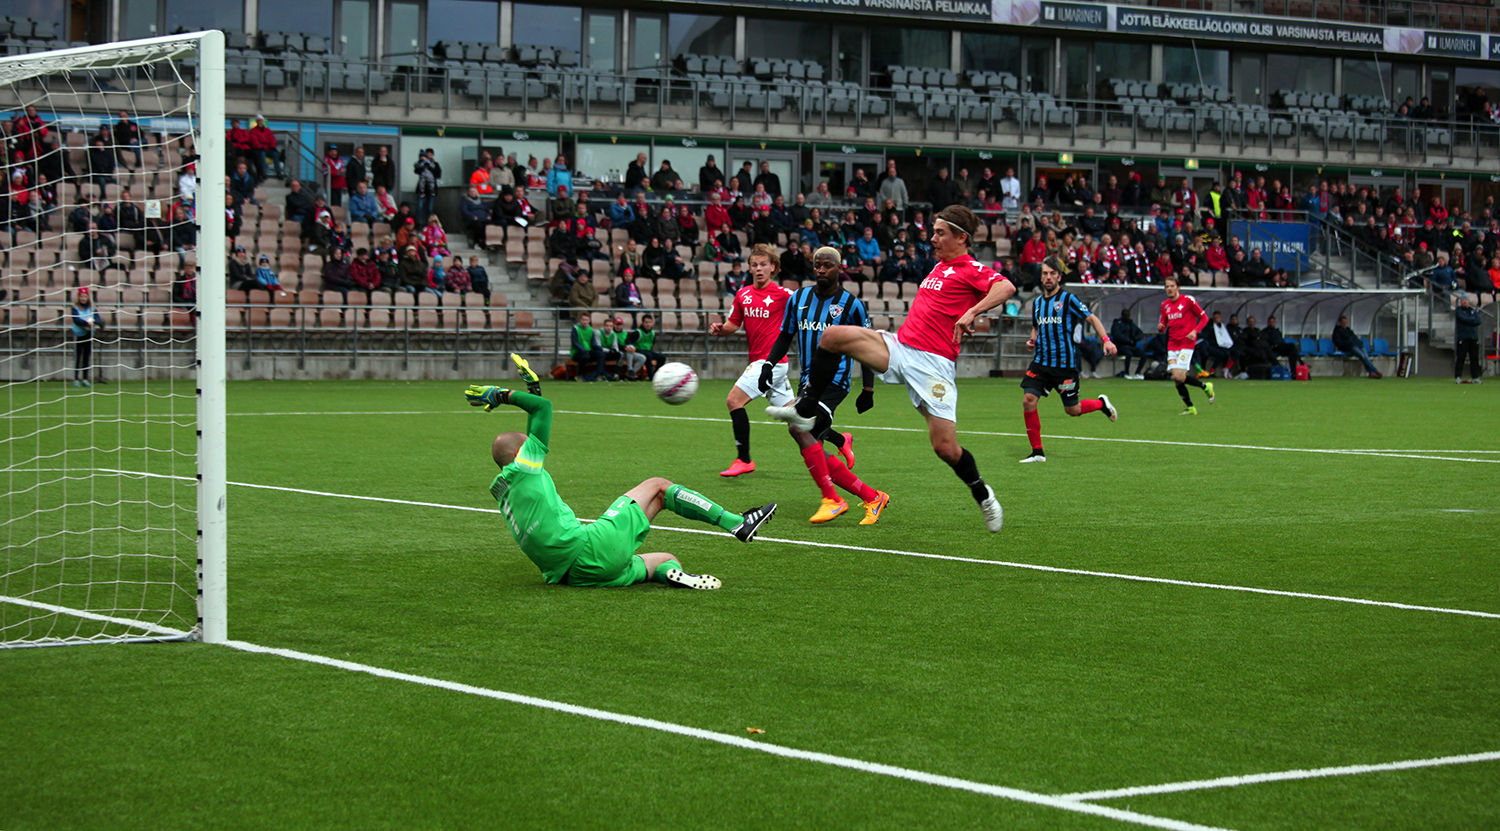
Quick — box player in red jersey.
[766,206,1015,532]
[708,243,795,476]
[1158,275,1215,414]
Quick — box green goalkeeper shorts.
[566,495,652,587]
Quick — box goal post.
[0,31,226,647]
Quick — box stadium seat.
[1318,337,1337,356]
[1371,338,1392,356]
[1300,338,1317,356]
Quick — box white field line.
[0,594,191,638]
[218,409,1500,464]
[220,638,1230,831]
[89,470,1498,621]
[1059,751,1500,802]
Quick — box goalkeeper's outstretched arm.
[465,386,553,446]
[507,391,552,446]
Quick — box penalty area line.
[1058,750,1500,802]
[200,475,1500,621]
[220,638,1229,831]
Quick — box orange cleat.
[859,491,890,525]
[809,498,849,524]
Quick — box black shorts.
[797,382,849,416]
[1020,361,1081,407]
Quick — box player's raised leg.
[766,325,890,431]
[626,477,778,542]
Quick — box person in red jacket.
[323,145,348,207]
[248,117,280,181]
[11,105,47,161]
[227,118,252,166]
[1019,231,1047,291]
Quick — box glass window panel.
[0,0,63,26]
[428,0,497,47]
[121,0,157,39]
[166,0,241,33]
[834,25,865,84]
[632,15,663,70]
[338,0,370,59]
[1343,59,1391,99]
[1022,38,1052,93]
[744,18,831,66]
[387,1,420,62]
[668,14,733,58]
[1093,41,1150,83]
[960,32,1020,75]
[1263,52,1334,94]
[1391,64,1420,104]
[258,0,332,37]
[585,12,616,71]
[1231,53,1264,106]
[870,27,948,71]
[1062,42,1089,102]
[513,3,581,52]
[1162,46,1228,87]
[576,140,648,185]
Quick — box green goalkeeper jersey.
[486,393,582,583]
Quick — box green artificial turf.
[2,376,1497,830]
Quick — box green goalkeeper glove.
[464,385,511,411]
[511,353,542,396]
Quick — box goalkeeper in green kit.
[465,355,777,590]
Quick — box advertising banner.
[1231,221,1313,271]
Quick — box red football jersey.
[1159,294,1206,350]
[728,280,792,363]
[897,256,1006,361]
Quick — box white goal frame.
[0,31,226,646]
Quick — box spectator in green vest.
[570,311,604,382]
[624,314,664,380]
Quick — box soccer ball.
[652,362,698,405]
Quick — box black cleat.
[731,502,777,542]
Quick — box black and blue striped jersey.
[1031,289,1093,369]
[781,286,870,390]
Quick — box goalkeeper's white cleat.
[664,568,721,590]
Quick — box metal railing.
[196,54,1500,168]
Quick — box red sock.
[801,445,839,500]
[1078,399,1103,414]
[1024,409,1043,450]
[825,453,878,502]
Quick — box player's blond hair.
[814,245,840,261]
[748,243,781,274]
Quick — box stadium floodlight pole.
[196,30,229,644]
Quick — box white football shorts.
[734,360,794,407]
[876,330,958,422]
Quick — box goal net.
[0,32,226,647]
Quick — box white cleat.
[664,568,722,590]
[978,485,1004,532]
[765,403,816,432]
[1099,393,1118,422]
[1019,450,1047,463]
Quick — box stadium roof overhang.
[1068,286,1423,332]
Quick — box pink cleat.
[838,433,856,469]
[719,459,756,477]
